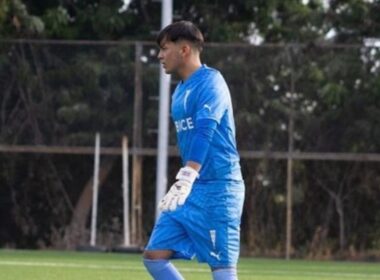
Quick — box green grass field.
[0,249,379,280]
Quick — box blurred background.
[0,0,380,260]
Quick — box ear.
[179,42,192,57]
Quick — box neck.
[179,58,202,81]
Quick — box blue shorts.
[145,180,245,268]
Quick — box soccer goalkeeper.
[143,21,245,280]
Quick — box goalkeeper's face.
[157,39,186,76]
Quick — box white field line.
[0,260,379,278]
[0,261,210,273]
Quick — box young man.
[143,21,245,280]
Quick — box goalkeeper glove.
[158,166,198,212]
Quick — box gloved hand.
[159,166,199,212]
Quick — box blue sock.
[143,259,184,280]
[212,267,238,280]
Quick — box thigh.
[145,211,195,260]
[184,181,245,268]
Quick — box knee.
[143,249,173,260]
[143,250,154,260]
[143,250,161,260]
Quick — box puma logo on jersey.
[209,230,220,260]
[204,104,211,111]
[210,251,221,261]
[175,117,194,132]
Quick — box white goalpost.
[113,135,142,252]
[122,136,130,247]
[90,132,101,247]
[78,132,107,252]
[115,135,142,252]
[83,133,140,252]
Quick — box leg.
[143,250,184,280]
[143,212,194,279]
[211,267,238,280]
[143,249,173,260]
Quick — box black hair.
[156,21,204,52]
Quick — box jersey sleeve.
[195,73,228,124]
[187,118,218,165]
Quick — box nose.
[157,50,163,60]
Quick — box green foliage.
[42,6,71,38]
[0,0,44,36]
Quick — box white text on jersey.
[175,117,194,132]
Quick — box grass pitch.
[0,249,379,280]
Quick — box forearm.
[187,118,217,168]
[185,161,201,172]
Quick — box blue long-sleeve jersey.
[171,65,242,182]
